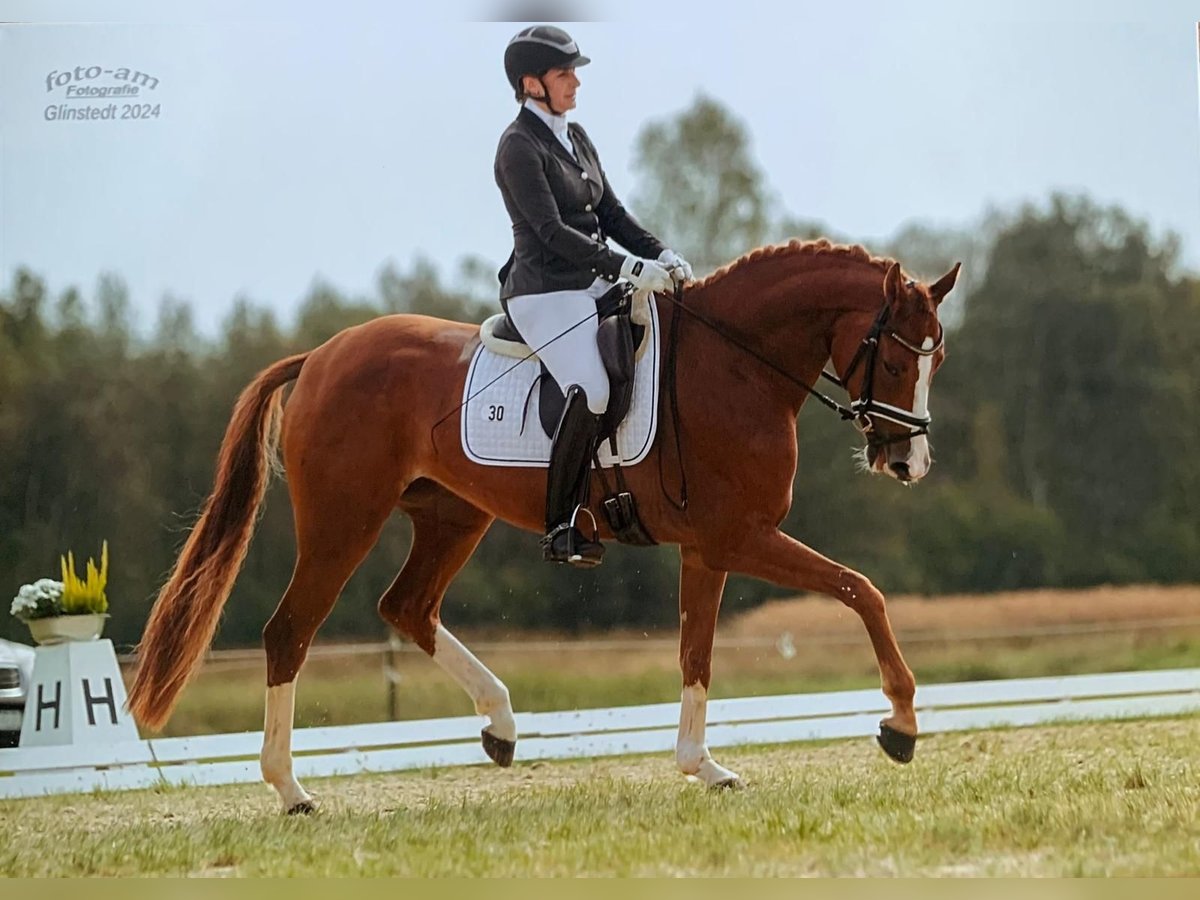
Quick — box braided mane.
[694,238,897,290]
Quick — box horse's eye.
[884,362,901,378]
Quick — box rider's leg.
[507,285,611,566]
[506,284,611,415]
[542,384,604,566]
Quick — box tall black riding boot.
[541,385,605,567]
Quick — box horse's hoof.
[481,728,516,767]
[287,799,317,816]
[877,722,917,764]
[710,775,745,791]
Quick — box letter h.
[83,677,118,726]
[36,681,62,731]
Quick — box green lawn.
[3,717,1198,876]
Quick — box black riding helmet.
[504,25,591,110]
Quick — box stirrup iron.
[541,505,604,567]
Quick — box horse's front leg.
[675,547,742,788]
[709,528,918,763]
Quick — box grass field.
[3,716,1198,876]
[151,585,1200,736]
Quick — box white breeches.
[506,279,611,415]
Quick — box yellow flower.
[59,541,108,615]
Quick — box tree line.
[2,96,1197,651]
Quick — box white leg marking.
[906,336,936,479]
[432,624,517,742]
[260,681,313,811]
[676,684,741,787]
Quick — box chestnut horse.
[127,239,959,813]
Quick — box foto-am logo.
[45,66,160,98]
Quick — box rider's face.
[524,66,579,112]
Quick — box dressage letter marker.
[35,682,62,732]
[19,640,139,747]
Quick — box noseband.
[821,289,944,447]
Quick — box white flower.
[33,578,63,599]
[10,579,64,620]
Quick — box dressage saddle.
[493,284,646,444]
[493,283,654,547]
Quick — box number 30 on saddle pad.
[461,300,660,469]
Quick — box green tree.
[631,95,774,275]
[946,194,1193,583]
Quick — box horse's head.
[830,261,960,483]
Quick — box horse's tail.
[127,351,309,731]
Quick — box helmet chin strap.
[532,76,564,116]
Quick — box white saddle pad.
[461,300,660,468]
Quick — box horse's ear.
[929,262,962,305]
[883,262,904,309]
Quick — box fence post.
[384,632,403,720]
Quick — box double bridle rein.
[660,280,944,466]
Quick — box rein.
[658,283,943,453]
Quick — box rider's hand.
[658,248,694,283]
[620,256,674,293]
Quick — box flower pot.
[24,613,109,646]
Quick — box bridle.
[819,285,945,447]
[659,280,944,456]
[654,280,944,512]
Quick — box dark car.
[0,640,32,747]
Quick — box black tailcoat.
[494,106,665,303]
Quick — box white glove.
[658,248,694,283]
[620,256,674,293]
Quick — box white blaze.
[906,336,936,478]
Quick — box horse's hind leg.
[260,481,400,814]
[379,481,515,765]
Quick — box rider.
[496,24,693,569]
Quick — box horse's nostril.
[890,461,911,480]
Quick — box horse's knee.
[834,569,884,616]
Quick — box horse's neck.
[704,255,881,319]
[687,258,881,410]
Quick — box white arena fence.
[1,668,1198,800]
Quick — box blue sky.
[2,1,1198,334]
